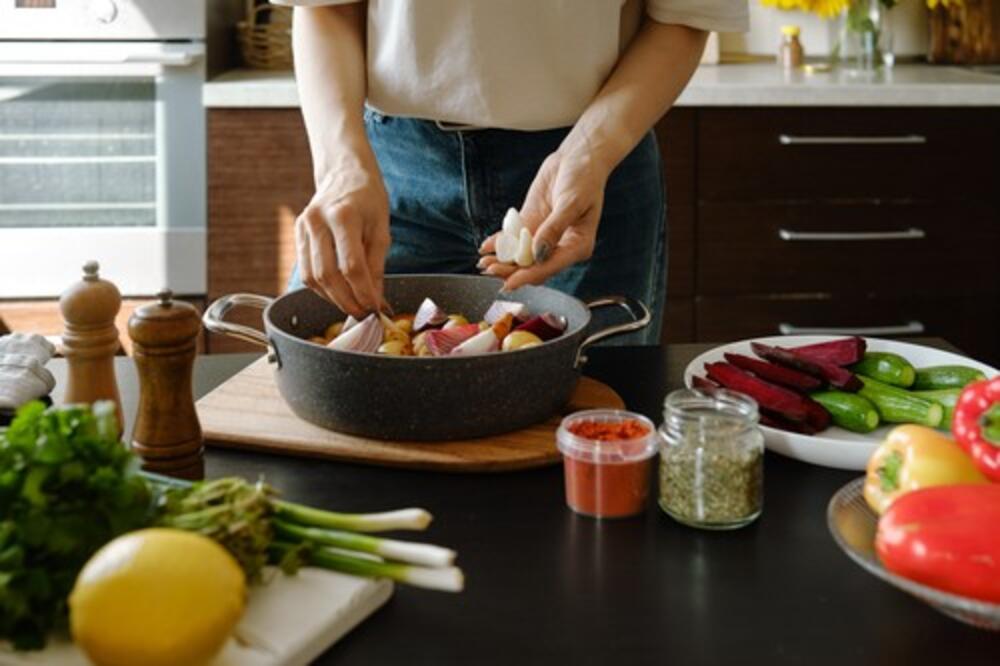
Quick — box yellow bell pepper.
[864,424,987,515]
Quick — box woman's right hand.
[295,164,391,318]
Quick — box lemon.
[69,528,246,666]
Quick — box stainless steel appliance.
[0,0,207,297]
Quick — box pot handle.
[575,296,651,367]
[202,293,273,349]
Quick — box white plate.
[683,336,999,471]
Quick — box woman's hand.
[478,142,611,291]
[295,164,391,318]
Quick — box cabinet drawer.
[698,108,999,202]
[697,202,997,296]
[695,294,999,367]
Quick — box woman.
[277,0,747,343]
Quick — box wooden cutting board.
[197,358,624,472]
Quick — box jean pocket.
[363,106,388,125]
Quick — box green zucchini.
[911,388,961,430]
[858,375,943,428]
[913,365,986,391]
[811,391,880,433]
[850,352,915,388]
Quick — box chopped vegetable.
[424,324,480,356]
[863,424,986,515]
[723,352,823,392]
[858,376,943,428]
[913,365,987,391]
[327,313,381,353]
[514,314,566,341]
[750,342,861,391]
[811,390,880,433]
[785,336,866,366]
[951,377,1000,482]
[501,330,543,352]
[704,361,817,425]
[876,484,1000,603]
[413,297,447,333]
[483,300,529,325]
[850,352,916,388]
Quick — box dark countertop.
[46,342,998,665]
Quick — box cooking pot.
[203,275,649,441]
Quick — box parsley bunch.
[0,401,152,650]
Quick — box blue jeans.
[290,109,666,345]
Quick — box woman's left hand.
[478,143,610,291]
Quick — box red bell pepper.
[952,377,1000,482]
[876,484,1000,603]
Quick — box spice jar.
[777,24,804,70]
[658,388,763,529]
[557,409,657,519]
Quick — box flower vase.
[836,0,894,72]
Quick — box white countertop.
[204,62,1000,109]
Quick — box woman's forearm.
[563,21,708,175]
[292,4,375,187]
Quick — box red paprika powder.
[557,410,657,518]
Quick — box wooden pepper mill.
[60,260,124,432]
[128,288,205,480]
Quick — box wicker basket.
[237,0,293,70]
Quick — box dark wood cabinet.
[207,106,1000,364]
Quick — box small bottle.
[658,388,764,530]
[778,25,804,70]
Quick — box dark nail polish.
[535,241,551,263]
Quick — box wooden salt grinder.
[60,260,124,432]
[128,289,205,480]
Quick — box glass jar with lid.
[658,388,764,529]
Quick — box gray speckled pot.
[204,275,648,441]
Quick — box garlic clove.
[496,232,518,264]
[515,227,534,267]
[502,207,523,237]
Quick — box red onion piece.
[425,324,480,356]
[451,328,500,355]
[327,313,381,353]
[413,297,448,332]
[483,300,530,325]
[514,314,567,341]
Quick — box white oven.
[0,0,206,298]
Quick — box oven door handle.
[0,42,204,72]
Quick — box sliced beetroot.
[704,362,812,423]
[483,300,530,326]
[750,342,862,392]
[424,324,480,356]
[786,336,866,366]
[760,409,821,435]
[724,353,823,392]
[691,375,721,391]
[514,313,566,341]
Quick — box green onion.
[271,542,464,592]
[273,519,455,568]
[273,500,431,532]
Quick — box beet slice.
[786,336,866,367]
[760,409,821,435]
[724,353,823,392]
[704,362,813,422]
[691,375,721,391]
[750,342,862,392]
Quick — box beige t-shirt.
[273,0,748,130]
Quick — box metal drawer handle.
[778,228,926,242]
[779,321,925,336]
[778,134,927,146]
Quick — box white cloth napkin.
[0,334,57,410]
